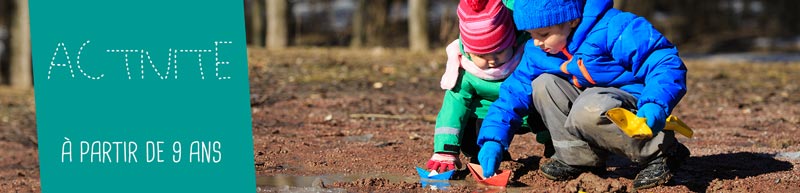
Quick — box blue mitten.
[478,140,503,178]
[636,103,667,135]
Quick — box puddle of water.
[256,186,346,193]
[257,173,413,186]
[256,174,346,193]
[775,151,800,160]
[256,173,414,192]
[256,173,544,192]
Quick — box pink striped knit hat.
[458,0,515,54]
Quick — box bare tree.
[249,0,265,47]
[9,0,31,89]
[365,0,390,47]
[438,1,459,46]
[408,0,429,52]
[350,0,365,48]
[0,0,7,84]
[267,0,288,49]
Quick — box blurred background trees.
[2,0,800,87]
[1,0,30,89]
[240,0,800,53]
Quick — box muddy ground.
[2,47,799,192]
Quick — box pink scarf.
[440,40,523,90]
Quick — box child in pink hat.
[425,0,553,173]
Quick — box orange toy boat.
[466,163,511,187]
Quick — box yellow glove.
[606,107,693,139]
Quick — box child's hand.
[426,153,460,172]
[636,103,667,135]
[478,141,503,178]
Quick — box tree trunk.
[10,0,31,89]
[438,1,458,47]
[267,0,288,49]
[350,0,365,48]
[365,0,389,47]
[408,0,429,52]
[250,0,265,47]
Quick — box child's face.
[526,20,579,55]
[468,47,514,70]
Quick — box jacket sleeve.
[609,13,687,114]
[477,41,543,149]
[434,71,475,153]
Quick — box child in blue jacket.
[426,0,554,173]
[476,0,690,189]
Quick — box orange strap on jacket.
[561,47,573,59]
[560,48,572,74]
[559,48,596,87]
[572,76,582,88]
[577,59,596,85]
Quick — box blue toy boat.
[415,167,454,180]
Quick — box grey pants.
[531,74,676,167]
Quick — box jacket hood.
[566,0,613,53]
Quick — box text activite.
[47,40,234,80]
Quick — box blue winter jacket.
[477,0,687,148]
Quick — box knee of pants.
[568,87,631,126]
[531,74,563,99]
[568,96,617,129]
[531,74,561,92]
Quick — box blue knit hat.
[513,0,582,30]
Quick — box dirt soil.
[2,47,800,192]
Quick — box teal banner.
[30,1,255,192]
